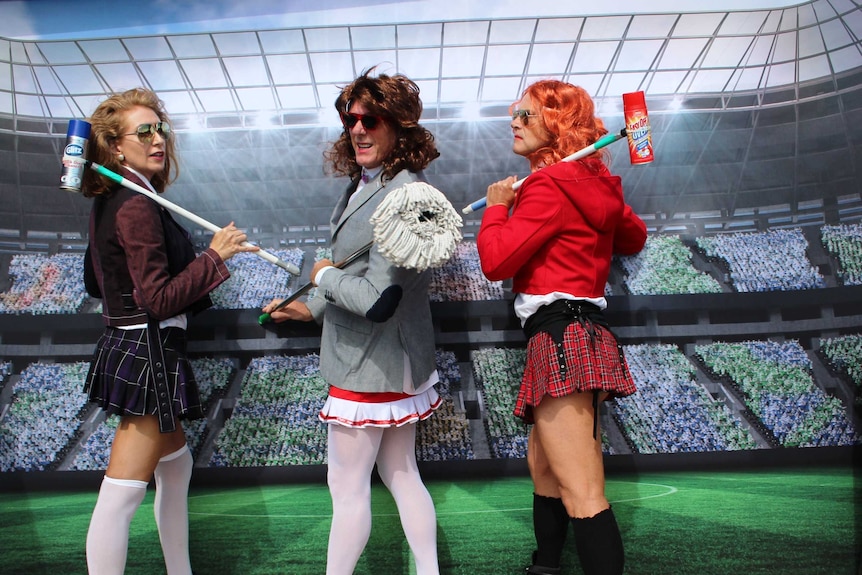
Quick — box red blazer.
[85,170,230,327]
[477,160,646,298]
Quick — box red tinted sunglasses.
[341,112,384,131]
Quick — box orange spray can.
[622,91,653,164]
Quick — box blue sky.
[0,0,804,40]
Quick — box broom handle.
[461,129,627,214]
[88,161,301,276]
[258,241,374,325]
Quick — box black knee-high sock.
[532,493,570,568]
[570,507,625,575]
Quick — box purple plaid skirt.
[84,326,205,421]
[515,321,636,424]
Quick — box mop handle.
[461,129,627,214]
[89,162,300,276]
[258,241,374,325]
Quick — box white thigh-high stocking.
[376,423,440,575]
[86,476,148,575]
[325,424,383,575]
[153,444,194,575]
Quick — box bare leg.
[532,393,624,575]
[532,393,608,518]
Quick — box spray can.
[60,119,91,192]
[622,91,653,165]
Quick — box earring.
[117,153,125,162]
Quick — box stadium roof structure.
[0,0,860,240]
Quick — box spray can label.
[622,91,654,165]
[60,119,91,192]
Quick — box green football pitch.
[1,466,858,574]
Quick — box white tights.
[86,476,148,575]
[86,445,193,575]
[325,423,439,575]
[153,444,194,575]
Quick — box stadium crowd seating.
[696,228,825,292]
[210,350,474,467]
[0,227,848,309]
[210,248,304,309]
[0,253,88,314]
[821,223,862,286]
[1,334,858,472]
[818,334,862,406]
[209,354,328,467]
[470,347,531,459]
[0,362,90,471]
[429,242,505,302]
[617,235,723,295]
[0,226,858,472]
[614,343,758,453]
[695,340,857,447]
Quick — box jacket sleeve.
[116,195,230,320]
[306,288,327,324]
[315,243,416,323]
[476,173,564,282]
[613,203,648,255]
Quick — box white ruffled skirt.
[319,386,442,428]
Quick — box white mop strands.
[370,181,463,271]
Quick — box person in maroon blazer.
[477,80,647,575]
[80,87,257,575]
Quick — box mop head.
[370,181,463,271]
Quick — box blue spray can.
[60,119,91,192]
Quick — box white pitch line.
[610,482,678,503]
[187,481,678,519]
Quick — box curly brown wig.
[324,67,440,182]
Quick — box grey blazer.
[307,169,437,394]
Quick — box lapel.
[332,171,385,239]
[330,179,356,232]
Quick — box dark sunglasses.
[341,112,383,131]
[122,122,171,142]
[512,109,539,126]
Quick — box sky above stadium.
[0,0,807,40]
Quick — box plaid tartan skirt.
[515,321,637,424]
[84,326,205,421]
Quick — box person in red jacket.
[477,80,647,575]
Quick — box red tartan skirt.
[514,321,637,424]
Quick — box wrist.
[314,265,334,286]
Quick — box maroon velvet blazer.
[85,171,230,327]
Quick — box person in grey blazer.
[262,68,442,575]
